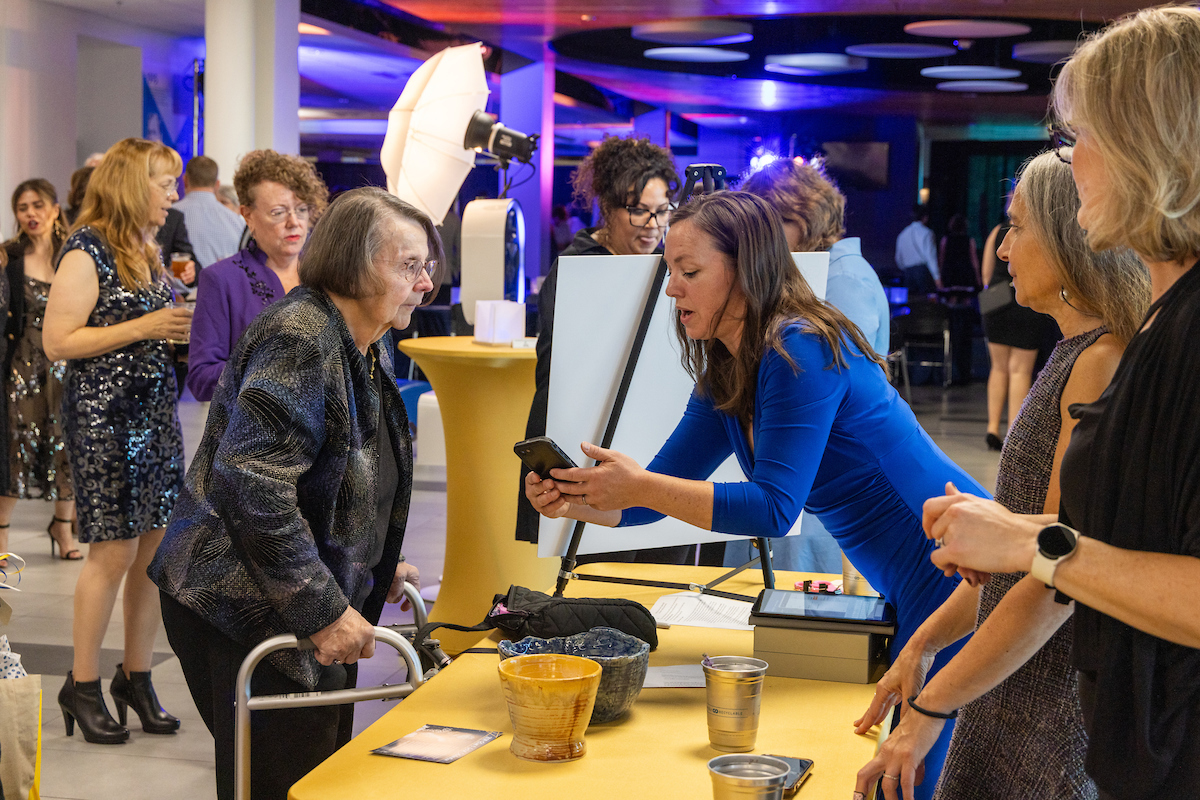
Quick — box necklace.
[368,347,377,379]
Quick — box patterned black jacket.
[149,287,412,687]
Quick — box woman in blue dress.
[525,191,988,797]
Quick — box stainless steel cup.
[703,656,768,752]
[842,552,880,597]
[708,754,791,800]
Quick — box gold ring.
[883,773,900,780]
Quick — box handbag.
[413,585,658,661]
[978,280,1016,315]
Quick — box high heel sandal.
[110,663,181,734]
[985,432,1004,451]
[48,516,82,560]
[59,671,129,744]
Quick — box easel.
[551,164,776,602]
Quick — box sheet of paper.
[372,724,502,764]
[649,591,754,631]
[642,664,706,688]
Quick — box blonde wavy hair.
[1052,6,1200,262]
[71,138,182,291]
[741,157,846,252]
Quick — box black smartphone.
[764,755,814,792]
[514,436,579,479]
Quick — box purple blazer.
[186,245,286,401]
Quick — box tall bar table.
[398,337,557,652]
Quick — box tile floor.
[1,382,996,800]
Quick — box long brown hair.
[669,191,884,423]
[10,179,68,257]
[71,138,181,291]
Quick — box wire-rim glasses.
[398,258,437,283]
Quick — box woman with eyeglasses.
[151,187,437,800]
[185,149,328,401]
[517,134,681,555]
[43,138,193,744]
[923,8,1200,797]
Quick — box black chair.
[888,300,952,397]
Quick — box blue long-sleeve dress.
[620,323,988,798]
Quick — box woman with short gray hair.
[150,186,440,800]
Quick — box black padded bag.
[414,584,658,653]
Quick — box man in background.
[895,203,941,294]
[173,155,246,270]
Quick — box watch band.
[1030,524,1081,588]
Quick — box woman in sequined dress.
[855,152,1148,799]
[43,138,193,745]
[185,150,328,401]
[2,179,79,560]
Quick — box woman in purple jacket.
[185,150,328,400]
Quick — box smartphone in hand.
[514,436,579,480]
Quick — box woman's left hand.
[854,710,945,800]
[387,561,421,611]
[924,483,1039,577]
[553,442,645,511]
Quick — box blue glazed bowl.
[499,627,651,723]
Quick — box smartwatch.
[1030,523,1081,588]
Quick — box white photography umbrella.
[381,42,489,223]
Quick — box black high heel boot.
[59,671,129,744]
[110,663,181,734]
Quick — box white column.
[204,0,299,179]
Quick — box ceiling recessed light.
[632,20,753,46]
[765,53,868,75]
[845,43,958,59]
[643,47,750,63]
[936,80,1029,93]
[1012,40,1079,64]
[298,22,330,35]
[905,20,1033,39]
[921,65,1021,80]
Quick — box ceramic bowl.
[497,654,602,762]
[499,627,651,723]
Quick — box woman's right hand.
[309,606,375,666]
[138,306,193,342]
[854,639,937,734]
[525,470,576,519]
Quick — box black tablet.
[751,588,896,628]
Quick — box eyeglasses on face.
[625,206,674,228]
[1048,125,1076,165]
[260,204,311,224]
[396,258,437,283]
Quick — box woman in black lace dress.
[856,151,1148,799]
[43,138,193,745]
[2,179,78,559]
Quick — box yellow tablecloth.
[397,336,558,653]
[290,563,885,799]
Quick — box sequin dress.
[6,276,73,499]
[62,228,184,542]
[933,328,1106,800]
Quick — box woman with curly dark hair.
[2,179,78,559]
[185,149,329,400]
[516,135,680,549]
